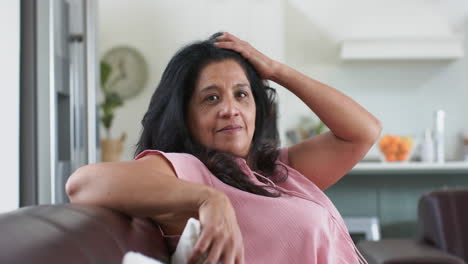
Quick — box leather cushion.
[419,189,468,261]
[0,204,170,264]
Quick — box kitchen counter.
[350,161,468,175]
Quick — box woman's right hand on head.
[189,190,245,264]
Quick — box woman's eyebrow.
[234,83,250,89]
[200,83,250,93]
[200,85,219,93]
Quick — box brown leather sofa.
[357,189,468,264]
[0,204,171,264]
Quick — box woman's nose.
[219,98,240,118]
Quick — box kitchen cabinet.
[327,169,468,239]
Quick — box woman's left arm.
[215,32,382,190]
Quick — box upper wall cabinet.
[286,0,465,61]
[340,37,464,61]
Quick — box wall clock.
[101,46,149,99]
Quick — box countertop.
[350,161,468,174]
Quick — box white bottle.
[433,110,445,163]
[421,128,434,163]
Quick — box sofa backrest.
[0,204,170,264]
[418,189,468,262]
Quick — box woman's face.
[187,59,256,158]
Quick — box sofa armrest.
[357,239,466,264]
[0,204,170,264]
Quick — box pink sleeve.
[134,149,214,187]
[278,147,290,165]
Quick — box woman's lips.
[217,125,243,134]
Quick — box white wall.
[99,0,468,161]
[0,1,20,212]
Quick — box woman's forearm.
[270,62,381,143]
[66,157,218,218]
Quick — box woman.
[66,32,381,264]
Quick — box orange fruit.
[399,142,410,153]
[378,135,413,162]
[388,144,399,154]
[379,137,390,148]
[396,153,409,161]
[386,154,397,162]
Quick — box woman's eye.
[205,95,219,102]
[237,91,248,98]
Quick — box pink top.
[135,148,367,264]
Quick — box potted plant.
[100,61,127,162]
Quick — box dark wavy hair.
[135,32,288,197]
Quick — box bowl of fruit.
[377,134,416,162]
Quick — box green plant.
[100,61,123,139]
[314,120,327,135]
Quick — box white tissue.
[122,251,165,264]
[171,217,209,264]
[122,218,214,264]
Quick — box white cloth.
[122,218,209,264]
[171,217,208,264]
[122,252,165,264]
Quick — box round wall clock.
[101,46,149,99]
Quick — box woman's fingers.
[233,227,245,264]
[216,31,240,42]
[215,40,253,61]
[215,32,247,50]
[204,236,226,264]
[235,249,245,264]
[195,191,244,264]
[222,243,236,264]
[188,230,212,264]
[188,227,235,264]
[223,233,242,264]
[214,41,242,53]
[214,32,276,80]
